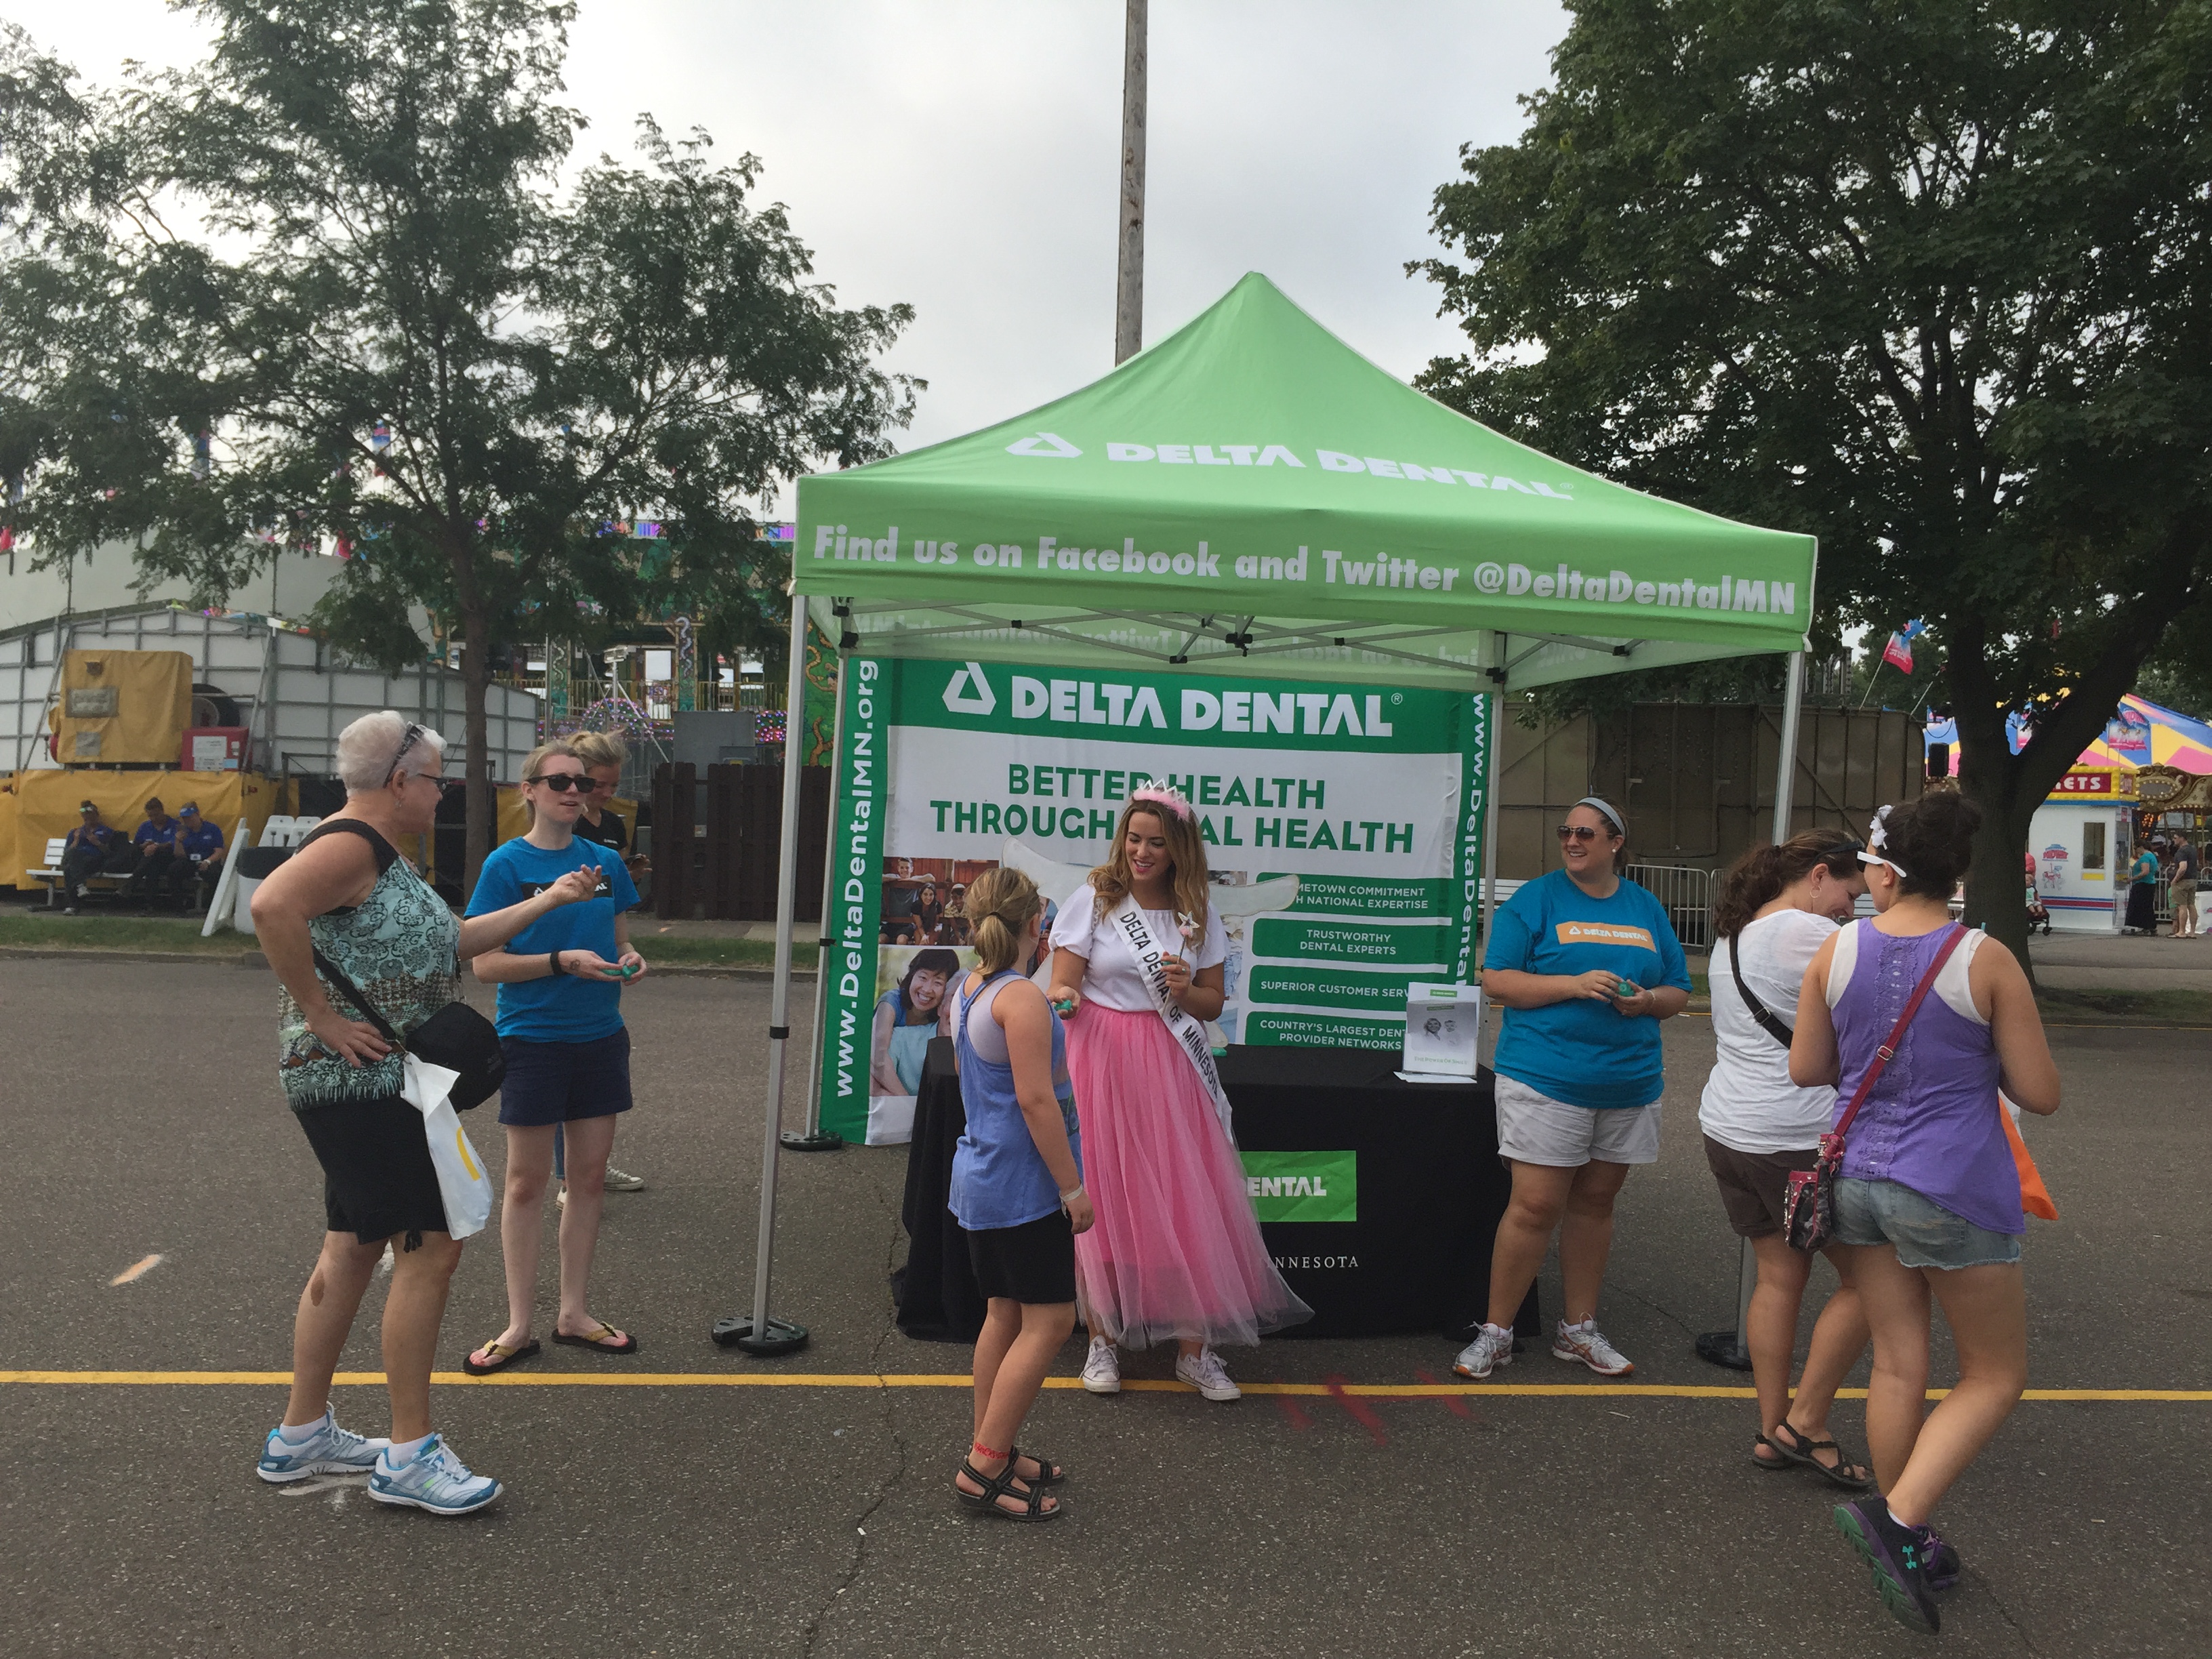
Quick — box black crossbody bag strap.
[1728,930,1795,1050]
[310,947,406,1050]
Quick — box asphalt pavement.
[1,958,2205,1658]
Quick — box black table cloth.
[1215,1047,1537,1340]
[893,1041,1538,1343]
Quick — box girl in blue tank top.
[947,867,1091,1524]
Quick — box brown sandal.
[462,1337,540,1376]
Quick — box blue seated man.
[58,801,118,913]
[171,802,226,907]
[123,798,180,900]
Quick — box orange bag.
[2001,1105,2057,1221]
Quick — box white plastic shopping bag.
[401,1054,493,1240]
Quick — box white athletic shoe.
[367,1434,503,1515]
[1174,1345,1242,1402]
[1080,1336,1121,1395]
[256,1415,389,1483]
[1552,1317,1635,1376]
[603,1166,646,1191]
[1452,1323,1517,1380]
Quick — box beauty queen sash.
[1108,893,1236,1144]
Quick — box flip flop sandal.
[463,1337,541,1376]
[553,1322,640,1355]
[1006,1444,1066,1486]
[953,1458,1061,1523]
[1768,1422,1875,1490]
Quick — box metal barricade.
[1626,862,1717,951]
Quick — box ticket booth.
[2028,769,2135,933]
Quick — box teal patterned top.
[278,825,462,1111]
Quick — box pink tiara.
[1129,781,1193,821]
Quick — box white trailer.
[2029,773,2135,933]
[0,603,540,783]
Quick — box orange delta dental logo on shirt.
[1554,920,1657,951]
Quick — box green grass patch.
[2036,985,2212,1027]
[0,912,249,956]
[632,933,819,972]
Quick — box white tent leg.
[1698,648,1807,1373]
[785,649,848,1152]
[712,595,815,1355]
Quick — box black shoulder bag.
[310,948,505,1111]
[1727,931,1796,1050]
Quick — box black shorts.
[963,1210,1077,1305]
[1703,1134,1816,1239]
[295,1095,451,1246]
[497,1028,634,1127]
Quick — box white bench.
[25,835,129,907]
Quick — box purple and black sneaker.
[1835,1498,1941,1634]
[1916,1525,1961,1591]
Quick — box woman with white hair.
[251,710,598,1516]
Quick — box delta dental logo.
[936,663,1397,739]
[1240,1151,1357,1223]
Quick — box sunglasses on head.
[1556,823,1615,842]
[528,773,590,792]
[385,721,426,786]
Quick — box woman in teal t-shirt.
[461,740,647,1376]
[1455,797,1691,1382]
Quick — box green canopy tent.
[716,273,1818,1353]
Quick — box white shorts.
[1494,1076,1662,1167]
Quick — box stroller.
[2024,883,2053,935]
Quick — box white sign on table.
[1397,982,1481,1083]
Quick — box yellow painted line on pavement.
[1,1370,2206,1401]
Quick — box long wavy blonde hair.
[1088,796,1211,929]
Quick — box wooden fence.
[651,762,830,922]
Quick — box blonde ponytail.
[964,866,1042,975]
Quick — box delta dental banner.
[816,657,1490,1145]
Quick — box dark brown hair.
[1712,830,1865,939]
[1879,792,1983,901]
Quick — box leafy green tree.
[0,1,914,888]
[1414,0,2212,962]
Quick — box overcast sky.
[9,2,1566,487]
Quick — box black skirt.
[295,1094,452,1247]
[2126,881,2159,933]
[963,1210,1077,1306]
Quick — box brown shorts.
[1703,1135,1817,1239]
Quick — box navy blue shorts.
[497,1028,633,1127]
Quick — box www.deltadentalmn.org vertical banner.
[815,657,1490,1146]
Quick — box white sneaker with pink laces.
[1552,1317,1635,1376]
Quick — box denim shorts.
[1831,1176,2021,1269]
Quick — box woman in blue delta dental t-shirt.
[1453,797,1692,1385]
[459,741,646,1375]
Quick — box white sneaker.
[255,1414,389,1482]
[555,1183,567,1208]
[367,1434,503,1515]
[603,1166,646,1191]
[1080,1336,1120,1395]
[1552,1317,1635,1376]
[1452,1322,1517,1379]
[1174,1345,1241,1401]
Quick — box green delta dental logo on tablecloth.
[1240,1151,1357,1223]
[815,657,1490,1146]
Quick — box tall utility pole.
[1115,0,1147,365]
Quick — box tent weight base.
[781,1130,844,1153]
[1695,1330,1753,1372]
[712,1315,811,1355]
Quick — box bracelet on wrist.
[548,949,564,978]
[1059,1181,1085,1203]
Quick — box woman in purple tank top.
[1790,794,2060,1637]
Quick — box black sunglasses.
[385,721,426,785]
[1557,823,1614,842]
[528,773,590,792]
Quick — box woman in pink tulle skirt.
[1046,785,1310,1401]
